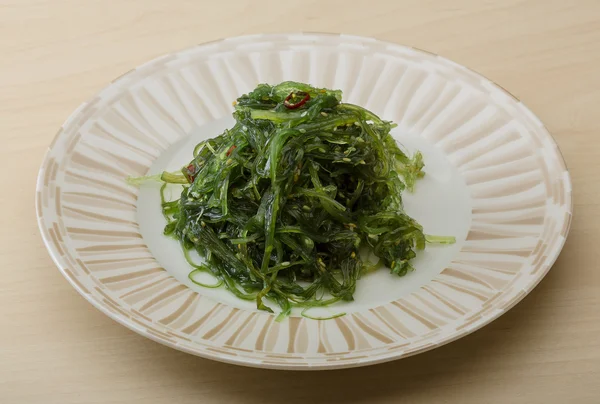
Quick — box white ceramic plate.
[36,33,572,370]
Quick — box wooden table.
[2,1,599,402]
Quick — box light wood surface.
[2,1,599,403]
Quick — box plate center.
[136,116,472,316]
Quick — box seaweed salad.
[133,81,454,320]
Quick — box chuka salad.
[131,81,454,320]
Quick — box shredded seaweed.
[300,307,347,321]
[133,81,455,319]
[188,269,224,289]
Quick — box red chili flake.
[185,164,196,183]
[283,91,310,109]
[226,145,237,156]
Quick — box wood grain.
[1,0,599,403]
